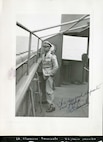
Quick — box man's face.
[43,43,51,53]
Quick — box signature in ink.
[57,93,88,112]
[56,85,101,112]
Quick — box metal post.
[41,40,43,56]
[82,34,89,83]
[29,87,35,116]
[36,38,39,62]
[27,33,32,75]
[87,33,89,83]
[87,31,89,56]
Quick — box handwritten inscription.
[57,93,88,112]
[56,85,100,112]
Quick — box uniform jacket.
[42,51,58,77]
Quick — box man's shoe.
[46,107,55,112]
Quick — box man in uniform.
[42,41,58,112]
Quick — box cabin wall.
[71,61,83,83]
[61,60,89,84]
[61,60,83,84]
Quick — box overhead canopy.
[61,14,89,37]
[17,14,90,39]
[40,14,90,40]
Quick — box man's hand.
[50,75,54,77]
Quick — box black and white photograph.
[16,14,90,117]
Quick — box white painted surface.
[62,35,87,61]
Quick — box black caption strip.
[0,136,102,142]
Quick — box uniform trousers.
[46,76,55,107]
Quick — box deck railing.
[16,22,43,115]
[16,22,43,74]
